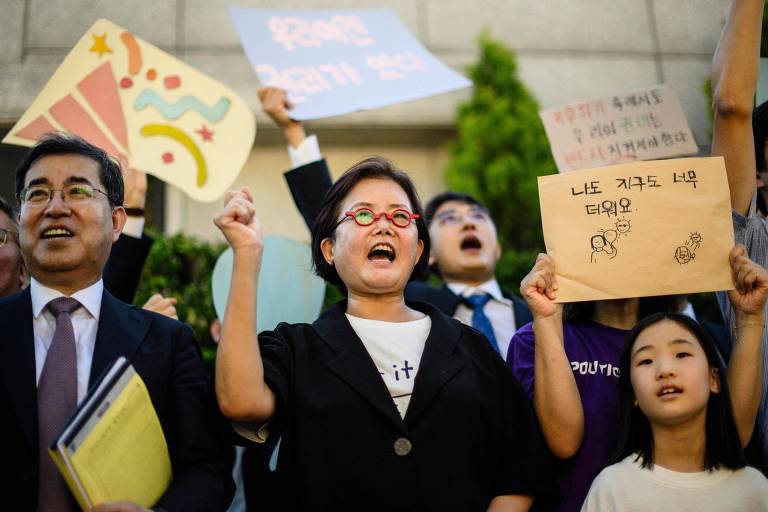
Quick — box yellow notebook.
[49,356,172,510]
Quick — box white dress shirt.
[447,280,517,360]
[122,215,144,238]
[287,135,322,168]
[680,301,698,321]
[31,278,103,403]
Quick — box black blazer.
[0,288,234,511]
[283,159,533,329]
[103,232,154,304]
[256,300,556,511]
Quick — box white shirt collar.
[30,278,104,320]
[446,279,507,303]
[681,302,697,321]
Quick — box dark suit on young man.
[405,281,533,329]
[0,287,234,511]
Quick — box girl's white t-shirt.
[346,314,431,418]
[581,455,768,511]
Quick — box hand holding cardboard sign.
[728,244,768,317]
[520,253,560,319]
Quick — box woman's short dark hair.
[14,132,124,207]
[564,295,678,324]
[612,312,746,470]
[310,156,430,287]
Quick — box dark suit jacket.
[103,232,154,304]
[256,300,556,511]
[405,281,533,329]
[0,288,234,511]
[284,159,533,330]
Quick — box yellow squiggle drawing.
[139,124,207,187]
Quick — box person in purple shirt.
[506,254,676,511]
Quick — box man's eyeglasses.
[20,184,110,206]
[337,207,420,229]
[434,208,489,226]
[0,227,17,248]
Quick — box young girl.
[581,249,768,510]
[509,253,678,511]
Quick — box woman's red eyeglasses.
[337,207,420,229]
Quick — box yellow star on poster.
[89,33,112,58]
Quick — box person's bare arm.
[258,86,306,149]
[487,495,533,512]
[521,254,584,458]
[726,244,768,445]
[213,188,276,422]
[711,0,765,216]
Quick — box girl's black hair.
[612,312,747,470]
[564,295,678,324]
[310,156,430,287]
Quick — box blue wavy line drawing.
[133,89,231,123]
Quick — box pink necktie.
[37,297,81,512]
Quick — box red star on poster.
[196,125,214,142]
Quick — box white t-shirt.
[581,455,768,511]
[346,314,431,418]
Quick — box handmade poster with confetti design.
[3,18,256,202]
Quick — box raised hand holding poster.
[537,157,733,302]
[229,8,471,120]
[539,85,698,173]
[3,18,256,202]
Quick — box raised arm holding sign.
[711,0,768,475]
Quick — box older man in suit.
[0,133,233,511]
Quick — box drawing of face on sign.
[615,218,631,235]
[674,245,695,264]
[3,19,255,202]
[591,234,606,250]
[688,231,702,250]
[590,231,618,263]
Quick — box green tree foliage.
[444,32,556,289]
[134,231,226,366]
[763,7,768,58]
